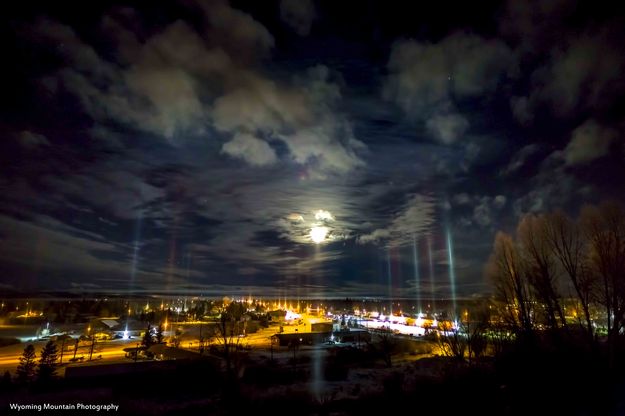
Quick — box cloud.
[213,65,365,175]
[510,96,533,125]
[43,167,165,219]
[500,2,625,123]
[473,198,495,227]
[190,0,275,61]
[499,0,574,52]
[32,6,363,176]
[0,214,128,280]
[511,150,593,217]
[542,38,623,116]
[280,0,316,36]
[357,228,391,244]
[358,194,435,246]
[221,132,278,166]
[383,32,514,149]
[453,193,471,205]
[426,113,469,144]
[34,19,211,139]
[212,76,311,132]
[18,131,50,148]
[455,195,507,228]
[564,119,617,165]
[501,144,540,175]
[384,32,515,115]
[512,34,625,120]
[493,195,507,209]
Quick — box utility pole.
[88,335,96,361]
[199,323,203,354]
[72,339,79,360]
[59,336,67,364]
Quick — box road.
[0,338,140,375]
[0,314,330,376]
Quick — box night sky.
[1,1,624,298]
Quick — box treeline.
[486,201,625,365]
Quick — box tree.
[517,214,566,330]
[373,329,397,367]
[1,370,11,388]
[438,328,466,362]
[486,201,625,368]
[486,232,534,335]
[215,301,247,373]
[581,202,625,365]
[36,341,59,381]
[463,307,490,363]
[544,211,595,344]
[142,323,154,348]
[155,324,164,344]
[15,344,36,383]
[172,327,182,348]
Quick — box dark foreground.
[2,337,625,416]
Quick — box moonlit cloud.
[314,210,335,221]
[358,194,435,246]
[33,4,364,176]
[221,132,278,166]
[564,120,617,165]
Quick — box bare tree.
[488,319,514,357]
[486,201,625,368]
[373,328,397,367]
[486,232,534,335]
[544,211,595,343]
[517,215,566,330]
[463,308,489,363]
[215,301,247,373]
[581,202,625,364]
[437,327,466,361]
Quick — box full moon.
[310,226,329,244]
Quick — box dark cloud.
[425,113,470,145]
[280,0,316,36]
[500,2,625,123]
[17,131,50,148]
[383,33,515,130]
[501,144,541,175]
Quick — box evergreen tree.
[142,323,153,347]
[36,340,59,381]
[15,344,36,383]
[155,324,164,344]
[1,370,12,388]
